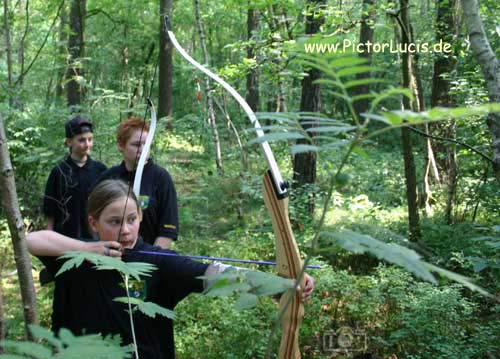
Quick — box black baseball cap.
[65,117,93,138]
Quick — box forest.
[0,0,499,358]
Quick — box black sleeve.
[156,169,179,240]
[43,167,60,218]
[124,248,208,299]
[37,255,62,278]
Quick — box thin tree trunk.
[398,0,421,242]
[121,21,129,92]
[461,0,500,184]
[0,114,38,340]
[0,272,4,349]
[17,0,28,87]
[129,42,155,114]
[353,0,375,120]
[431,0,458,223]
[158,0,173,128]
[292,0,324,215]
[246,3,260,112]
[267,5,287,112]
[3,0,14,107]
[194,0,223,175]
[56,4,68,99]
[66,0,86,108]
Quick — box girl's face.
[118,129,149,170]
[88,196,141,249]
[66,132,94,160]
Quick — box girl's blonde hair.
[87,179,140,220]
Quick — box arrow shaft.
[136,250,321,269]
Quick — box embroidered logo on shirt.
[138,195,150,210]
[164,224,176,230]
[127,278,147,300]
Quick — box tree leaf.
[57,252,157,281]
[336,65,380,77]
[323,230,437,284]
[0,341,52,359]
[305,125,356,133]
[246,132,306,146]
[28,325,62,351]
[424,263,492,297]
[234,293,259,310]
[291,144,319,155]
[344,78,389,89]
[244,270,294,296]
[114,297,176,319]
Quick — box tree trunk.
[431,0,458,224]
[0,273,4,349]
[66,0,86,108]
[398,0,421,242]
[3,0,14,107]
[266,5,287,112]
[461,0,500,184]
[128,42,155,115]
[158,0,173,128]
[17,0,28,88]
[292,0,324,215]
[56,4,68,100]
[194,0,223,175]
[0,114,38,340]
[353,0,375,120]
[246,3,260,112]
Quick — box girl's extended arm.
[26,230,122,257]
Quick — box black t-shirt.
[38,239,208,359]
[97,160,178,244]
[43,156,107,239]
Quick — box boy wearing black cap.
[43,117,107,239]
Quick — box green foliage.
[114,297,175,320]
[202,268,294,310]
[57,251,156,281]
[2,1,500,357]
[0,325,131,359]
[301,266,499,359]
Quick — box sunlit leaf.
[245,270,294,296]
[344,78,390,89]
[114,297,176,319]
[0,341,52,359]
[329,56,367,68]
[291,144,319,155]
[234,293,259,310]
[323,230,436,284]
[336,66,380,77]
[57,252,157,281]
[28,325,62,351]
[305,125,356,133]
[424,263,492,297]
[247,132,306,146]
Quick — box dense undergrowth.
[1,124,499,358]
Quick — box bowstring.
[118,63,158,244]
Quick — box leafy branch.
[56,252,175,359]
[0,325,132,359]
[247,51,496,299]
[200,268,294,310]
